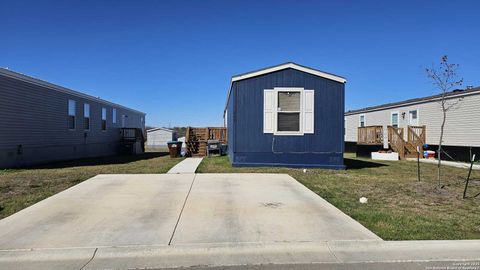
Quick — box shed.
[223,62,346,169]
[146,128,177,150]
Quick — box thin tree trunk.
[437,103,447,188]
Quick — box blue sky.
[2,1,479,127]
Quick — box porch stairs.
[358,125,426,160]
[186,127,208,157]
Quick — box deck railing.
[408,125,426,148]
[387,126,406,159]
[357,126,384,145]
[120,128,144,141]
[208,127,227,144]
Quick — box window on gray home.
[84,103,90,130]
[112,108,117,124]
[277,91,301,132]
[101,108,107,130]
[68,99,76,130]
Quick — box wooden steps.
[387,125,426,159]
[185,127,227,157]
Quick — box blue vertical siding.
[226,83,236,162]
[226,68,345,169]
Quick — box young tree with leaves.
[425,55,463,188]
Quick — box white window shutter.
[263,89,275,133]
[303,90,314,134]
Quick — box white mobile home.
[345,87,480,161]
[146,128,176,150]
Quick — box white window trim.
[359,114,366,127]
[273,87,305,136]
[390,111,400,127]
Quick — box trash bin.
[167,141,182,158]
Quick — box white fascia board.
[231,63,347,83]
[0,68,146,115]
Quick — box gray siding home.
[345,87,480,161]
[0,68,146,168]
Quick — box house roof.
[147,127,174,133]
[345,87,480,115]
[231,62,347,83]
[0,67,146,115]
[224,62,347,115]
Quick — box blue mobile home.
[224,62,346,169]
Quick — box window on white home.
[84,103,90,130]
[101,108,107,130]
[410,110,417,120]
[263,88,314,135]
[68,100,76,130]
[391,113,399,128]
[277,92,301,132]
[112,108,117,124]
[360,115,365,127]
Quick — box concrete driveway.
[0,173,378,250]
[1,173,478,270]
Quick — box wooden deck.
[185,127,227,157]
[357,125,426,159]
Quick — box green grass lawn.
[0,152,182,219]
[197,154,480,240]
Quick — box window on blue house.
[263,88,314,135]
[277,92,301,132]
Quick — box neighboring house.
[345,87,480,161]
[223,62,347,169]
[146,127,177,150]
[0,68,146,168]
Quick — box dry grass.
[197,154,480,240]
[0,152,182,219]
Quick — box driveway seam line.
[168,173,197,246]
[326,241,342,263]
[79,247,97,270]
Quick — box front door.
[408,110,418,126]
